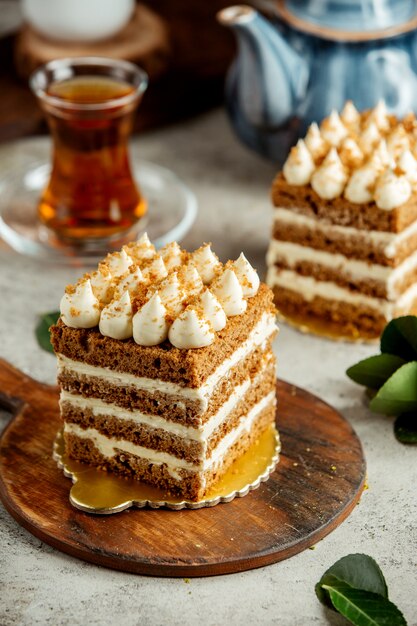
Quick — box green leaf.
[346,354,406,390]
[322,581,407,626]
[369,362,417,415]
[316,555,407,626]
[380,316,417,360]
[35,310,60,354]
[394,412,417,444]
[315,554,388,608]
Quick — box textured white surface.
[0,110,416,626]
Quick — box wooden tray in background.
[0,359,366,577]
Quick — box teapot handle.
[365,49,417,112]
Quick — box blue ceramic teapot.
[218,0,417,162]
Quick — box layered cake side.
[266,101,417,339]
[51,236,278,501]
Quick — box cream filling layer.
[60,355,273,443]
[267,239,417,299]
[57,313,277,412]
[273,206,417,259]
[64,391,276,475]
[266,266,417,319]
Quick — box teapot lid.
[285,0,417,32]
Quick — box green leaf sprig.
[35,310,60,354]
[347,316,417,444]
[316,554,407,625]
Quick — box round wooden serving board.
[0,358,366,577]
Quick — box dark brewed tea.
[47,76,134,104]
[38,75,146,242]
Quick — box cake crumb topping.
[60,237,260,349]
[282,101,417,209]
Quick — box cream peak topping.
[168,307,215,349]
[191,244,221,284]
[59,236,262,348]
[90,266,113,304]
[133,232,156,260]
[339,137,363,168]
[132,293,169,346]
[142,255,168,282]
[369,100,390,131]
[106,249,133,278]
[283,139,315,185]
[233,253,260,298]
[117,265,145,295]
[211,268,247,316]
[180,263,204,297]
[387,125,410,158]
[374,139,393,168]
[311,148,348,199]
[198,289,226,332]
[157,272,184,315]
[99,291,133,340]
[304,122,328,161]
[359,121,380,154]
[375,168,411,210]
[320,110,348,147]
[341,101,360,128]
[344,158,381,204]
[160,241,183,270]
[60,279,100,329]
[398,149,417,184]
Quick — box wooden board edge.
[0,452,366,578]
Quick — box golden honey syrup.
[54,425,281,513]
[276,307,379,344]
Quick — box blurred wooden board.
[0,358,366,577]
[14,4,170,80]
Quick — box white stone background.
[0,110,416,626]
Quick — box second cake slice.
[267,101,417,340]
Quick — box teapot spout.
[218,5,309,128]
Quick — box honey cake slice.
[266,101,417,339]
[51,236,278,501]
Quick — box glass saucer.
[0,137,197,265]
